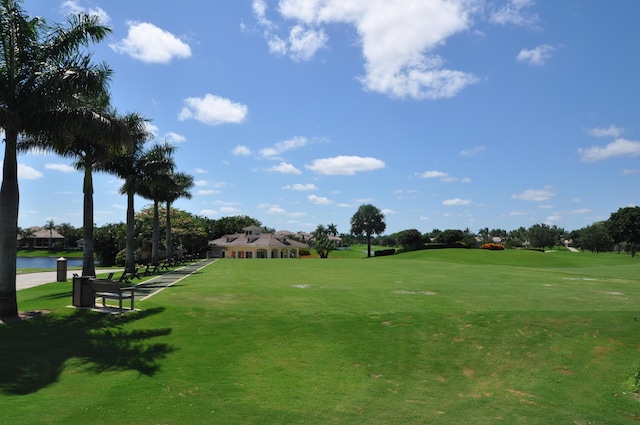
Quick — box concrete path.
[17,269,122,291]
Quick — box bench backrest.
[90,278,121,293]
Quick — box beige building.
[208,226,309,259]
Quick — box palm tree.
[350,204,387,258]
[327,223,338,237]
[104,113,153,273]
[44,219,55,249]
[137,143,177,266]
[20,94,131,277]
[0,1,111,317]
[162,172,194,261]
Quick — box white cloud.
[260,136,307,159]
[5,163,44,180]
[232,145,252,156]
[442,198,471,206]
[45,163,75,173]
[307,194,334,205]
[165,132,186,143]
[305,155,385,175]
[511,187,555,202]
[179,94,248,126]
[145,122,159,137]
[259,204,288,215]
[200,209,219,217]
[260,0,480,99]
[517,44,558,66]
[578,139,640,162]
[283,183,318,191]
[194,168,208,174]
[587,125,624,138]
[460,145,486,157]
[490,0,539,27]
[197,189,221,195]
[419,170,449,179]
[623,169,640,175]
[268,162,302,174]
[61,0,110,23]
[110,21,191,64]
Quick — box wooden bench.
[89,278,136,311]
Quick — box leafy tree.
[528,223,563,249]
[397,229,424,250]
[313,224,336,258]
[208,215,262,239]
[607,206,640,257]
[0,1,111,317]
[350,204,386,258]
[434,229,464,246]
[573,222,614,253]
[93,223,126,266]
[56,222,81,249]
[507,226,528,248]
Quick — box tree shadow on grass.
[0,307,173,395]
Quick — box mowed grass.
[2,249,640,424]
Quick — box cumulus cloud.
[268,162,302,174]
[45,163,76,173]
[2,163,44,180]
[460,145,486,157]
[232,145,252,156]
[110,21,191,63]
[61,0,110,23]
[165,132,186,143]
[255,0,480,100]
[511,187,555,202]
[305,155,385,175]
[578,139,640,162]
[490,0,539,27]
[517,44,558,66]
[587,125,624,138]
[179,94,248,126]
[260,136,307,159]
[283,183,317,191]
[442,198,471,206]
[419,170,449,179]
[307,194,334,205]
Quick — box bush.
[115,249,126,266]
[374,248,396,257]
[481,243,505,250]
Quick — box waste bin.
[57,257,67,282]
[72,276,95,308]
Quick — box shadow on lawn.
[0,307,173,395]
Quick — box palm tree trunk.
[0,129,20,318]
[82,166,96,276]
[165,202,173,261]
[125,188,136,272]
[366,231,372,258]
[151,200,160,265]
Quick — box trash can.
[57,257,67,282]
[72,276,95,308]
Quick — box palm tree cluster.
[0,1,193,318]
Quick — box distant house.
[18,227,64,249]
[208,226,309,259]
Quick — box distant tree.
[327,223,338,237]
[478,227,490,243]
[350,204,386,258]
[397,229,424,250]
[161,172,194,261]
[313,224,336,258]
[607,206,640,257]
[528,223,563,249]
[94,223,126,266]
[507,226,529,248]
[574,222,614,253]
[44,219,55,249]
[20,228,35,250]
[208,215,262,239]
[56,223,80,249]
[434,229,465,246]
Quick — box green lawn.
[3,249,640,424]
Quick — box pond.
[16,257,84,269]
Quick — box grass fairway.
[2,249,640,424]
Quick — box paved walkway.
[16,259,218,311]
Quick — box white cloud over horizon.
[305,155,385,175]
[511,187,556,202]
[578,138,640,162]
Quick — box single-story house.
[18,227,64,249]
[208,226,309,259]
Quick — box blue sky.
[10,0,640,235]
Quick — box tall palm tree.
[104,113,153,273]
[137,143,177,266]
[44,219,55,249]
[162,172,194,261]
[20,94,131,277]
[0,0,111,317]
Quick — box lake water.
[16,257,84,269]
